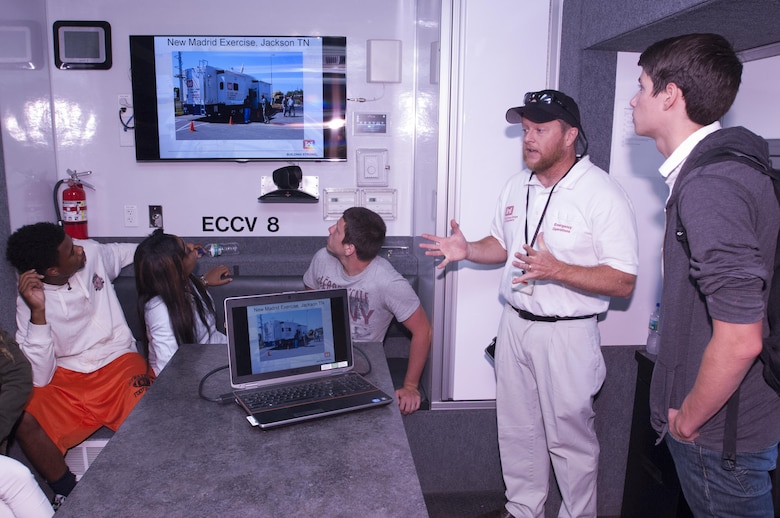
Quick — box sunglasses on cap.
[523,91,577,120]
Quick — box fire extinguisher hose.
[52,179,66,225]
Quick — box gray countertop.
[57,342,428,517]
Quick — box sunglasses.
[524,91,575,117]
[524,90,565,105]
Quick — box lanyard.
[524,160,578,248]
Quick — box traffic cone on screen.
[229,115,233,125]
[189,121,196,132]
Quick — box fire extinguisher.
[53,169,95,240]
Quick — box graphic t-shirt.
[303,248,420,341]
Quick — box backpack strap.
[721,390,739,470]
[674,148,766,261]
[758,170,780,397]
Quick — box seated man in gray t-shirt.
[304,207,431,415]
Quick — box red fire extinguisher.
[54,169,94,240]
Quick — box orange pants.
[25,352,154,454]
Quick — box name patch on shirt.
[552,222,572,234]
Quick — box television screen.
[129,35,347,162]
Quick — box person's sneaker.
[52,494,66,511]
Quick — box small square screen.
[63,30,101,59]
[53,22,111,69]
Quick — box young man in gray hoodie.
[632,33,780,516]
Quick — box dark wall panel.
[560,0,780,171]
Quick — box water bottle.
[646,303,660,355]
[203,242,239,257]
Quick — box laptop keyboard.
[238,373,378,412]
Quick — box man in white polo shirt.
[421,90,639,518]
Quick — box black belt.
[512,306,597,323]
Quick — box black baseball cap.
[506,89,588,156]
[506,90,582,129]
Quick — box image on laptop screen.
[226,289,352,389]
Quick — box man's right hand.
[420,219,469,270]
[18,269,47,324]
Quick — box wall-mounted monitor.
[129,35,347,162]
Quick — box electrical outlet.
[118,94,134,147]
[124,205,138,227]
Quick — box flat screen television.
[129,35,347,162]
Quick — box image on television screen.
[130,35,347,162]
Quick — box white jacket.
[145,288,226,376]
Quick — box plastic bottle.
[202,242,239,257]
[646,303,661,355]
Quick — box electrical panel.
[361,189,397,220]
[323,189,359,219]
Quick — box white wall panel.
[607,51,780,348]
[3,0,419,238]
[438,0,552,401]
[0,0,58,229]
[724,54,780,138]
[604,52,664,347]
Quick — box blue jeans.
[666,434,777,517]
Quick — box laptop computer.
[224,288,393,429]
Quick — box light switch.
[356,148,389,187]
[364,154,380,178]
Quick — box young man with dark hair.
[5,222,152,508]
[421,90,638,517]
[631,33,780,515]
[304,207,432,415]
[340,206,386,260]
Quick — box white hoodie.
[14,240,137,386]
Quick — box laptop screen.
[225,289,352,389]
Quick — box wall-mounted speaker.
[366,39,402,83]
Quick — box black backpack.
[674,146,780,465]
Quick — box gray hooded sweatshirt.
[650,126,780,453]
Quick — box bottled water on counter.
[202,243,239,257]
[646,303,660,355]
